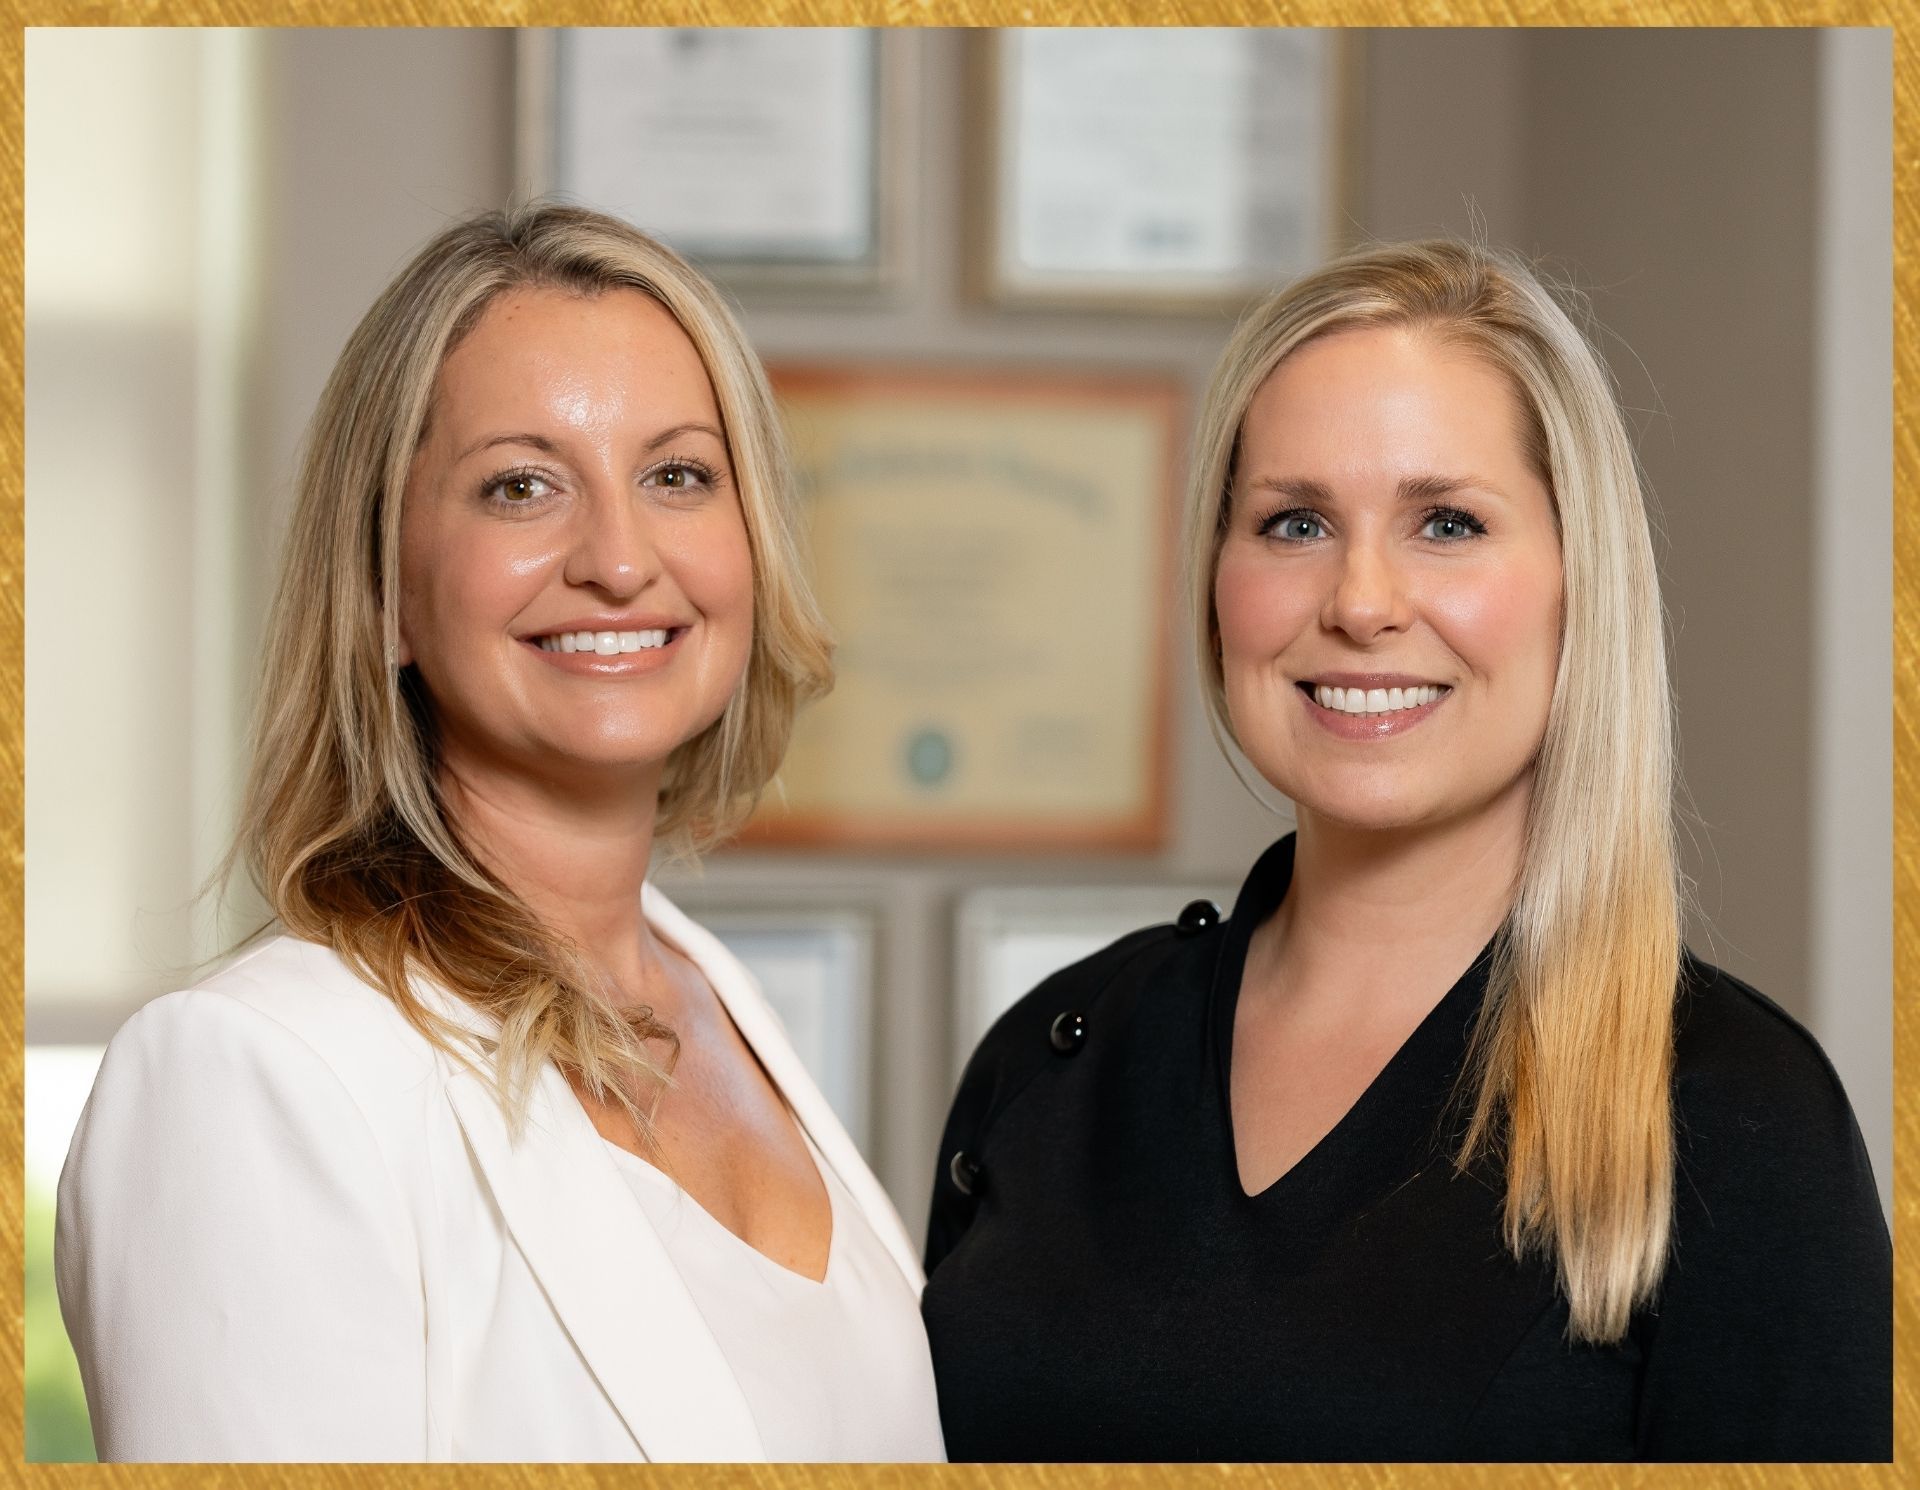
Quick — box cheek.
[1424,558,1563,693]
[1214,543,1310,664]
[670,508,756,624]
[400,517,561,663]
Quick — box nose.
[1320,536,1414,642]
[561,488,660,599]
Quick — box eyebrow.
[453,421,727,464]
[1246,473,1508,505]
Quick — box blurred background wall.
[23,25,1892,1456]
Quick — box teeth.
[538,628,671,654]
[1312,684,1445,715]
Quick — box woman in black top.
[923,241,1890,1462]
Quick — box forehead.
[427,284,720,435]
[1240,325,1531,480]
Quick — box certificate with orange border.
[743,365,1181,852]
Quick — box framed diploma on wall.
[973,28,1357,310]
[517,28,915,294]
[745,366,1182,853]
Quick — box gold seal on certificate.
[745,367,1180,852]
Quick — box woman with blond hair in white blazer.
[57,204,946,1464]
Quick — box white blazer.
[55,885,930,1462]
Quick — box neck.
[1248,781,1531,1021]
[436,750,670,1004]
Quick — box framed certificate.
[746,365,1182,853]
[975,29,1356,310]
[517,28,916,294]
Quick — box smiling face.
[1213,324,1563,834]
[397,285,754,794]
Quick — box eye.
[1420,507,1486,541]
[1259,508,1327,543]
[483,469,555,506]
[643,458,719,493]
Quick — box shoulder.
[1669,954,1864,1141]
[950,905,1219,1133]
[63,939,447,1243]
[103,934,444,1122]
[925,901,1223,1267]
[1637,959,1890,1456]
[66,938,459,1262]
[1666,954,1883,1228]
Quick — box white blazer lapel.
[435,1014,765,1462]
[642,886,929,1293]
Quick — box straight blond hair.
[1185,240,1681,1344]
[231,205,833,1139]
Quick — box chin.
[1283,765,1536,840]
[1295,795,1441,835]
[569,726,712,772]
[1244,750,1427,831]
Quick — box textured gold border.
[4,4,1908,1487]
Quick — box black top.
[923,836,1890,1462]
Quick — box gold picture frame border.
[3,6,1909,1487]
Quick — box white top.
[56,887,945,1461]
[605,1132,945,1462]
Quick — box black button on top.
[1049,1010,1087,1054]
[949,1150,982,1196]
[1176,898,1222,935]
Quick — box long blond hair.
[234,205,832,1136]
[1185,240,1680,1344]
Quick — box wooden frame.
[968,29,1363,313]
[515,28,920,298]
[742,363,1182,854]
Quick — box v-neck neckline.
[603,1128,839,1288]
[583,894,840,1290]
[596,906,837,1286]
[1206,835,1496,1207]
